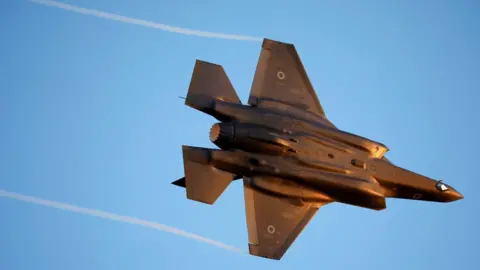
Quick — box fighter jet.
[172,38,463,260]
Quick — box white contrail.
[29,0,262,42]
[0,189,245,254]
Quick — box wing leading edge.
[243,177,325,260]
[248,39,326,117]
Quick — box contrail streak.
[0,189,245,254]
[29,0,262,42]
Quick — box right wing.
[248,39,326,117]
[243,177,325,260]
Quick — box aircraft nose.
[446,190,464,202]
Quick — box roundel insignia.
[277,71,285,80]
[267,225,276,234]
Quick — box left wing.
[248,39,326,117]
[243,177,325,260]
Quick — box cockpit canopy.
[436,181,449,192]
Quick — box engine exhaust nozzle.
[209,123,234,148]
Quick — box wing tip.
[262,38,294,50]
[248,244,282,260]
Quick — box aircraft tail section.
[179,145,235,205]
[185,60,241,115]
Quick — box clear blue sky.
[1,0,479,269]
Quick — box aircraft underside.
[172,38,463,260]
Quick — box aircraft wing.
[248,39,326,117]
[243,177,324,260]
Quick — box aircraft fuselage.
[199,98,463,209]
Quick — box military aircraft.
[172,38,463,260]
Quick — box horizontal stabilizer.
[185,60,241,115]
[182,145,235,204]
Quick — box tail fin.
[185,60,241,114]
[181,145,235,205]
